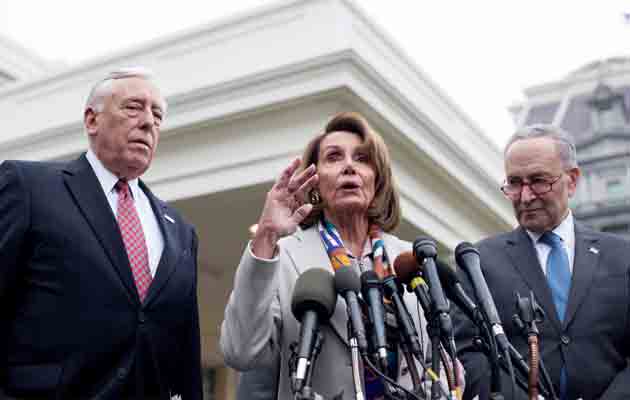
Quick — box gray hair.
[85,67,167,113]
[504,124,578,169]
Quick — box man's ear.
[567,167,581,197]
[84,107,99,137]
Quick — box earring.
[310,190,321,204]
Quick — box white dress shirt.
[86,150,164,278]
[526,211,576,276]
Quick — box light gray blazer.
[220,225,445,399]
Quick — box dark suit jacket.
[0,155,202,399]
[453,223,630,400]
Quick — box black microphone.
[455,242,510,354]
[291,268,337,392]
[393,252,433,316]
[382,267,422,357]
[334,266,368,354]
[413,237,453,342]
[360,270,388,362]
[435,260,484,327]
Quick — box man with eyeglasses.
[0,68,202,399]
[454,125,630,400]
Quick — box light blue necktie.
[540,231,571,321]
[540,231,571,400]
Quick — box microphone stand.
[460,292,549,399]
[349,337,366,400]
[399,331,426,399]
[402,276,445,399]
[438,344,459,400]
[515,292,538,400]
[513,292,557,400]
[346,316,367,400]
[293,332,330,400]
[472,324,504,400]
[470,331,557,400]
[426,310,443,400]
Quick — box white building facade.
[1,1,513,398]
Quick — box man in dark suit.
[0,68,202,399]
[454,124,630,400]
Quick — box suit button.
[117,367,127,379]
[561,335,570,345]
[139,312,147,324]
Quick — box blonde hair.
[300,112,401,232]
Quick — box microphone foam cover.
[392,251,418,285]
[413,236,437,259]
[455,242,479,268]
[291,268,337,322]
[334,267,361,294]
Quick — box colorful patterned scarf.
[317,218,391,276]
[317,218,396,400]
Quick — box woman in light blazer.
[221,112,455,399]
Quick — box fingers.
[272,159,318,209]
[292,203,313,225]
[287,163,317,194]
[293,172,318,204]
[287,164,316,191]
[275,157,302,190]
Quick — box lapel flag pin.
[164,214,175,224]
[588,247,599,254]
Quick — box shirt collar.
[86,149,141,198]
[526,210,574,245]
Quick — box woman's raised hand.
[251,158,318,258]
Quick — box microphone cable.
[362,355,438,400]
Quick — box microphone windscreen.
[291,268,337,322]
[455,242,479,269]
[455,242,479,260]
[392,251,418,285]
[334,267,361,294]
[413,236,437,259]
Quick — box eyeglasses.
[500,174,563,198]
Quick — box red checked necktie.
[115,180,152,302]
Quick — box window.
[606,179,624,197]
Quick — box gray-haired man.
[0,68,202,399]
[454,124,630,400]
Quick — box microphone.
[360,270,388,362]
[333,266,368,354]
[291,268,337,392]
[392,251,433,316]
[435,260,484,327]
[381,265,422,356]
[455,242,510,354]
[413,237,454,343]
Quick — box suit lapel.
[563,223,600,328]
[63,155,138,304]
[286,228,402,347]
[505,227,563,331]
[142,182,180,307]
[287,227,350,345]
